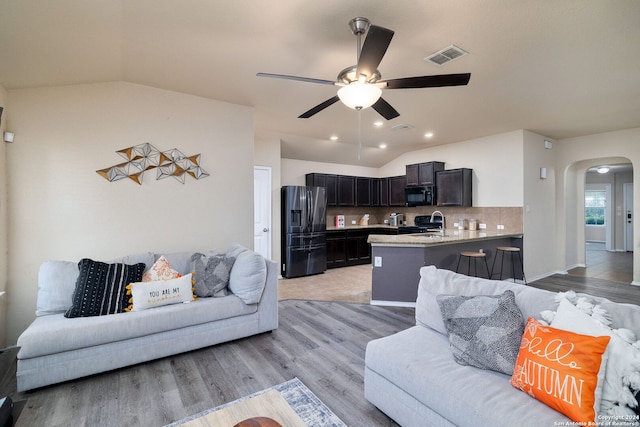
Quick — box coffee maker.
[389,213,404,226]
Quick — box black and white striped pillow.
[64,258,145,318]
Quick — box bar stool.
[490,246,527,284]
[456,251,490,278]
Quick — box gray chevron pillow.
[190,253,236,297]
[437,290,524,375]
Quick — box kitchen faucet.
[430,210,445,231]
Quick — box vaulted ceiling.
[1,0,639,167]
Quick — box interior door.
[624,182,634,252]
[254,166,272,259]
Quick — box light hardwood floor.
[567,242,634,284]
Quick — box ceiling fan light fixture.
[337,82,382,110]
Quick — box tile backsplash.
[327,206,523,232]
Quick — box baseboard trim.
[631,281,640,287]
[370,300,416,308]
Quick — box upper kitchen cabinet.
[356,177,371,206]
[306,173,338,206]
[388,175,407,206]
[436,168,472,207]
[406,161,445,186]
[372,178,389,207]
[337,175,355,206]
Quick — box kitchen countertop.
[367,228,523,247]
[326,224,398,231]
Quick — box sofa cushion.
[551,297,640,416]
[416,266,557,335]
[36,252,155,317]
[142,255,182,282]
[511,317,610,424]
[36,261,79,316]
[127,274,196,312]
[437,290,524,375]
[18,293,258,359]
[227,245,267,304]
[365,326,572,426]
[191,253,235,297]
[64,259,146,318]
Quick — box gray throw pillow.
[436,290,524,375]
[190,253,235,297]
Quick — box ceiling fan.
[257,17,471,120]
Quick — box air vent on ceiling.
[391,123,413,131]
[425,45,468,66]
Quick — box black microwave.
[405,186,434,206]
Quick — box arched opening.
[565,157,634,283]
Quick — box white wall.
[0,84,8,347]
[6,82,254,344]
[556,128,640,283]
[379,130,525,207]
[522,131,558,280]
[281,158,381,186]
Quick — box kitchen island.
[368,229,524,306]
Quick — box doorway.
[573,163,634,283]
[253,166,272,259]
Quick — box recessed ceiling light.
[424,132,434,138]
[379,143,387,149]
[330,135,338,141]
[373,121,384,127]
[597,166,610,174]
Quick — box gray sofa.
[365,265,640,427]
[16,246,278,392]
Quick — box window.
[585,190,606,225]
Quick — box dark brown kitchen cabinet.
[326,231,347,268]
[372,178,389,207]
[305,173,338,206]
[436,168,472,207]
[346,230,371,263]
[337,175,355,206]
[356,177,371,206]
[406,161,445,186]
[388,175,407,206]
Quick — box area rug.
[165,377,347,427]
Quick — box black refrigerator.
[281,186,327,278]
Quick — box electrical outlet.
[351,220,357,225]
[383,219,389,224]
[479,223,487,229]
[374,256,382,267]
[497,224,505,230]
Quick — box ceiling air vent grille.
[425,45,468,66]
[391,124,413,131]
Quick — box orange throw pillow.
[510,318,610,424]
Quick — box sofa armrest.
[257,259,278,331]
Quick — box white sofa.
[16,246,278,392]
[365,266,640,427]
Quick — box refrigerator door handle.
[307,189,313,233]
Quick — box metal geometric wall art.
[97,143,209,185]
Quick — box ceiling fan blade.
[298,96,340,118]
[372,97,400,120]
[356,25,394,80]
[257,73,336,85]
[381,73,471,89]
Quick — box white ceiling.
[1,0,639,167]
